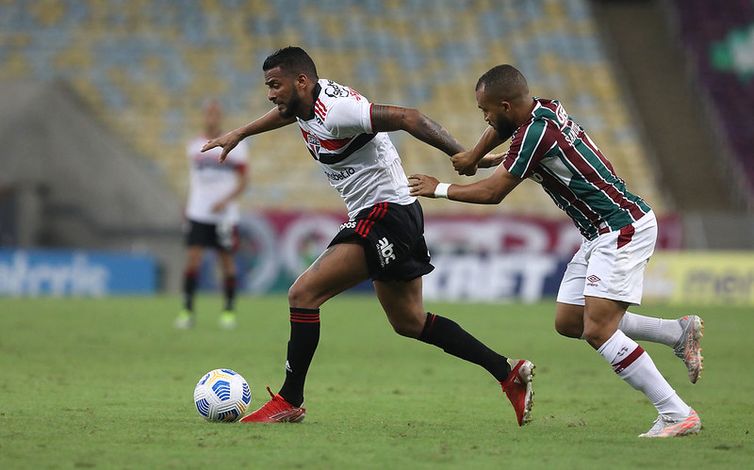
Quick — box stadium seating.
[0,0,667,215]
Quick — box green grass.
[1,296,752,469]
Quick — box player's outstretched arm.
[370,105,465,157]
[202,107,296,161]
[408,166,523,205]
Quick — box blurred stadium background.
[1,0,752,305]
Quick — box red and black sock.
[182,270,198,311]
[278,307,320,407]
[223,275,236,311]
[419,313,511,382]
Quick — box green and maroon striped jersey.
[502,98,651,240]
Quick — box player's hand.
[451,151,479,176]
[408,174,440,198]
[477,152,505,169]
[202,130,242,162]
[211,200,228,213]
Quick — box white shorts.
[556,211,657,306]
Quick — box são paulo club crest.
[306,132,321,156]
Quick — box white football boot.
[640,409,701,438]
[673,315,704,383]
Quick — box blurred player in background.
[409,65,703,438]
[175,99,249,330]
[202,47,534,426]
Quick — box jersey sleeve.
[323,97,373,137]
[503,119,555,179]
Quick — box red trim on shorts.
[355,203,388,238]
[360,203,388,237]
[612,345,644,374]
[355,206,380,236]
[617,224,636,249]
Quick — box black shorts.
[185,219,238,252]
[329,200,434,282]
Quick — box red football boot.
[500,359,535,426]
[239,386,306,423]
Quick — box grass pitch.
[1,295,752,469]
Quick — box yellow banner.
[644,252,754,305]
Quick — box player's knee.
[391,322,421,338]
[186,256,202,271]
[554,317,582,338]
[389,315,424,338]
[287,282,317,309]
[580,323,611,347]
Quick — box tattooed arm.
[370,105,465,156]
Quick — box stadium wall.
[0,80,185,290]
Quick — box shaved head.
[476,65,529,102]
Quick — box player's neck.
[204,126,222,139]
[298,82,322,121]
[514,97,537,127]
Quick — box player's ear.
[295,73,308,89]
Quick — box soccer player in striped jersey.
[409,64,703,438]
[202,47,534,426]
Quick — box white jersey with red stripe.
[186,136,249,224]
[296,79,415,218]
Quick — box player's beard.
[279,92,303,119]
[494,115,517,141]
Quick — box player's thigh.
[554,302,585,338]
[373,277,426,337]
[288,242,370,308]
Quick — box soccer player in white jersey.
[202,47,534,425]
[409,65,703,438]
[176,99,249,330]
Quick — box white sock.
[598,330,691,419]
[618,311,682,347]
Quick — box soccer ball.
[193,368,252,422]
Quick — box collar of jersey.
[304,82,323,121]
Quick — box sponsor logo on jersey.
[323,167,356,181]
[376,237,396,267]
[324,80,350,98]
[556,103,568,125]
[339,220,357,231]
